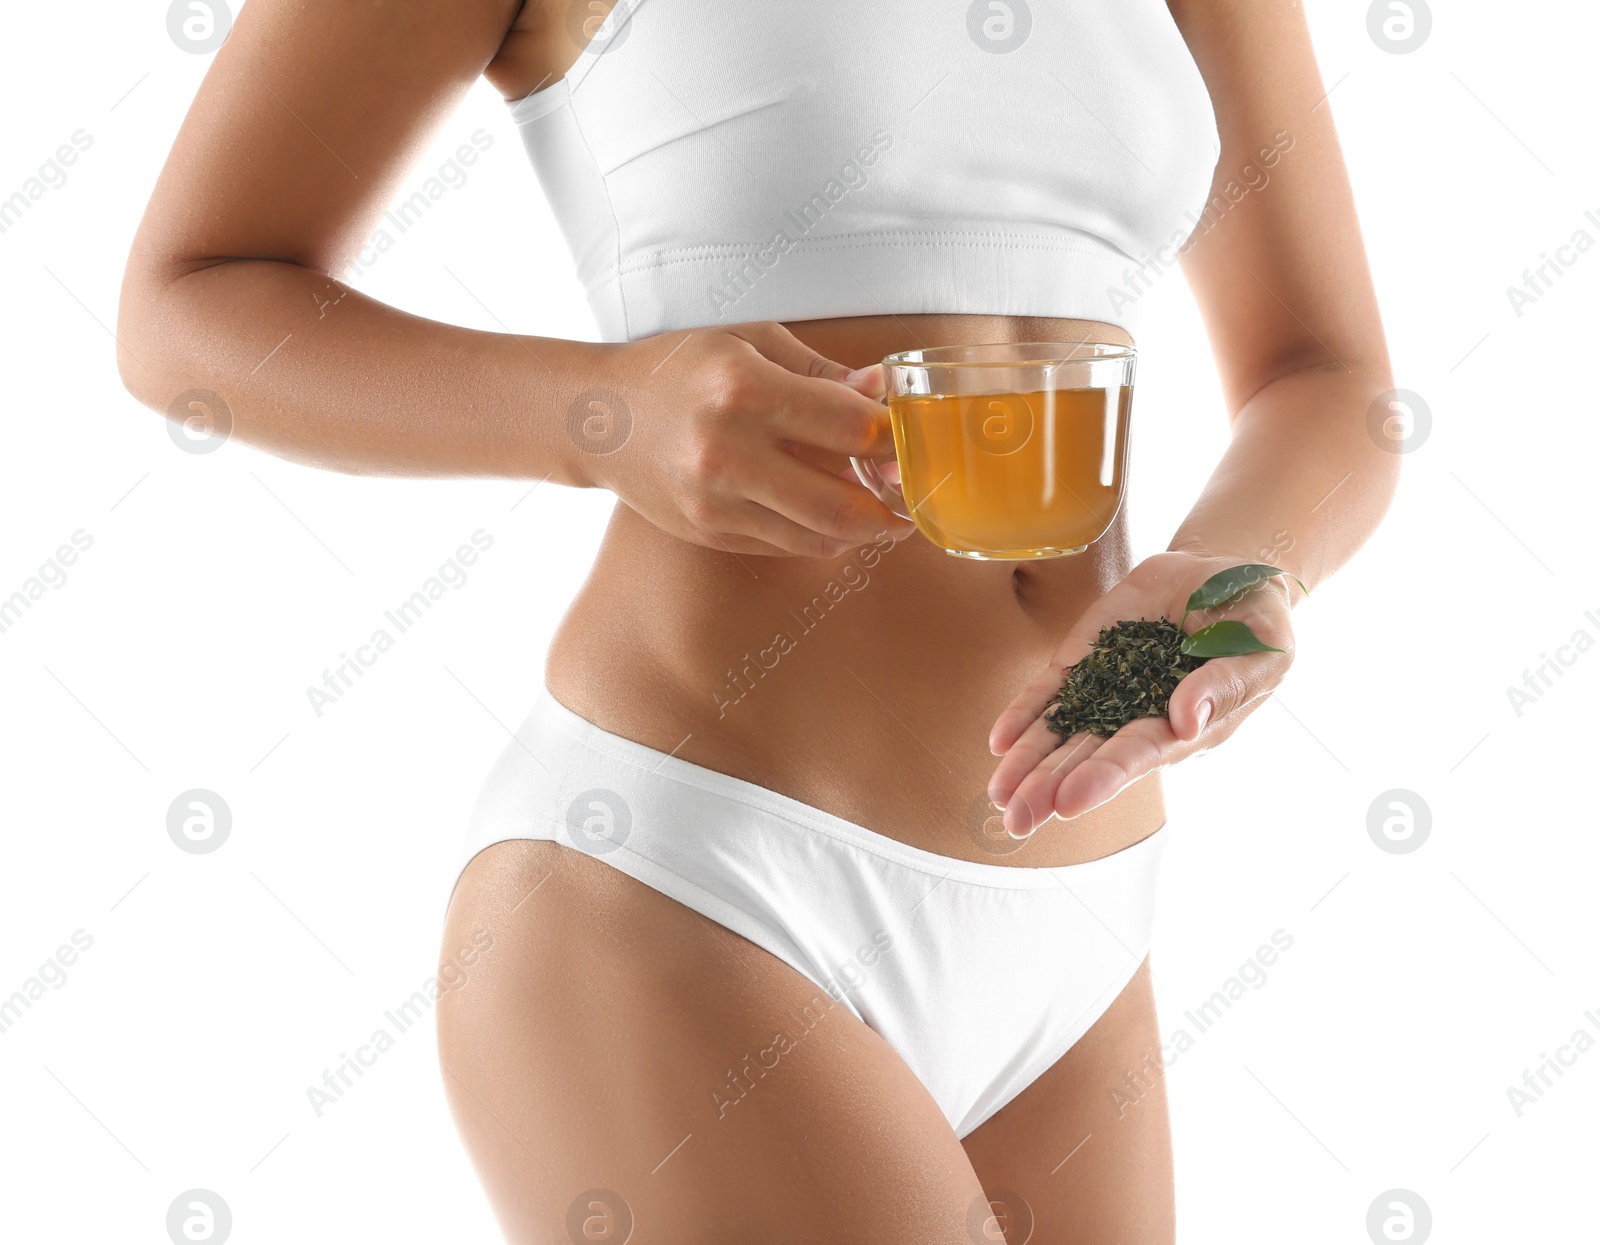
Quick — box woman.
[118,0,1397,1238]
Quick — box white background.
[2,1,1596,1241]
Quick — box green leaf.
[1180,620,1285,658]
[1184,563,1309,616]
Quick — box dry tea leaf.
[1043,618,1202,739]
[1043,564,1298,740]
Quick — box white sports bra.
[508,0,1220,342]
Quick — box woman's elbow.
[114,259,177,416]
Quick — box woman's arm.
[116,0,907,554]
[986,0,1400,834]
[1167,0,1400,586]
[116,0,585,478]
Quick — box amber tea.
[853,343,1136,561]
[887,385,1130,559]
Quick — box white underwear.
[454,683,1169,1140]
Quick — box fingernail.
[1195,699,1213,737]
[991,800,1006,812]
[846,364,879,383]
[1004,802,1035,837]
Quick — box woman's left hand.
[986,550,1298,838]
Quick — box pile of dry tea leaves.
[1043,618,1203,738]
[1041,563,1306,741]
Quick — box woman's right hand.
[571,321,917,558]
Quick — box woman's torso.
[483,7,1174,867]
[546,312,1164,867]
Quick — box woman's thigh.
[437,839,991,1245]
[960,959,1175,1244]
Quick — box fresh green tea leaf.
[1184,563,1309,616]
[1180,619,1285,658]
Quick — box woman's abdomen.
[545,313,1166,866]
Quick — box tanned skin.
[119,0,1395,1239]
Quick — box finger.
[744,450,916,545]
[680,528,792,558]
[1165,655,1271,743]
[673,510,796,559]
[728,320,860,385]
[988,599,1141,755]
[988,664,1076,757]
[1000,728,1108,837]
[839,362,887,401]
[687,532,794,557]
[764,373,900,459]
[725,497,869,558]
[988,714,1087,806]
[989,624,1114,755]
[719,322,897,457]
[1169,606,1293,741]
[1006,715,1174,836]
[1047,716,1175,822]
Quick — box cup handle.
[850,454,913,522]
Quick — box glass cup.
[851,341,1137,560]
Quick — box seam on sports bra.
[608,230,1128,276]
